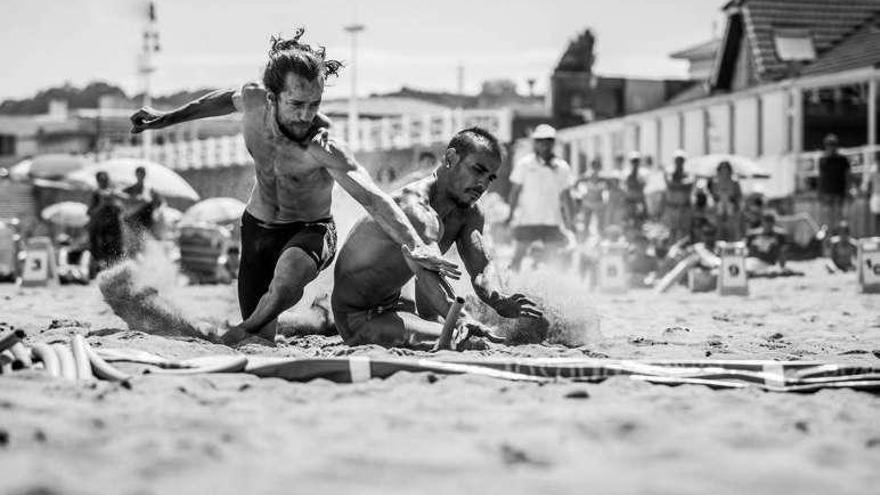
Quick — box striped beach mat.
[96,349,880,392]
[245,356,880,392]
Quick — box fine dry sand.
[1,190,879,494]
[1,258,879,495]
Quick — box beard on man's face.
[278,116,313,141]
[454,185,484,207]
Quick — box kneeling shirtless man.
[332,128,542,348]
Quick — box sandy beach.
[1,257,879,495]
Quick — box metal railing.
[105,109,514,170]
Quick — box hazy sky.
[0,0,726,101]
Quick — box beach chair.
[177,223,238,284]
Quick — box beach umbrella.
[41,201,89,228]
[181,197,245,225]
[10,154,95,181]
[681,154,770,179]
[64,158,200,201]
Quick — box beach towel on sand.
[96,349,880,393]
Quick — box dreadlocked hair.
[263,27,344,94]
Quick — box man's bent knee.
[274,247,320,282]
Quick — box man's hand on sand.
[402,244,461,280]
[461,318,506,343]
[130,107,167,134]
[494,293,543,319]
[220,323,274,347]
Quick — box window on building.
[0,135,15,156]
[773,28,816,62]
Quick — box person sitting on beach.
[627,233,658,287]
[332,128,543,349]
[707,161,743,241]
[742,193,765,231]
[745,212,789,274]
[827,221,858,273]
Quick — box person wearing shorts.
[130,28,456,345]
[505,124,574,271]
[332,128,541,349]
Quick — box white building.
[555,0,880,195]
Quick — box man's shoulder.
[393,180,433,210]
[238,82,268,111]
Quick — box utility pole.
[138,1,160,158]
[344,22,365,150]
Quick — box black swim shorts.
[237,211,337,319]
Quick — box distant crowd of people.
[501,126,874,286]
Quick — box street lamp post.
[344,23,365,150]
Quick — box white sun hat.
[531,124,557,140]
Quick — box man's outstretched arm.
[130,88,238,134]
[314,141,461,279]
[457,210,542,319]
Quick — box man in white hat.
[505,124,575,271]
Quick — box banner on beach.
[239,356,880,392]
[237,355,880,393]
[16,340,878,393]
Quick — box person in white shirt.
[505,124,575,271]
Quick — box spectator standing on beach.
[122,165,162,255]
[643,155,666,219]
[660,149,693,242]
[506,124,574,271]
[818,134,851,228]
[707,161,743,241]
[862,159,880,235]
[622,151,648,231]
[87,171,124,275]
[572,159,607,241]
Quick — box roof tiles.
[740,0,880,81]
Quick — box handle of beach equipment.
[70,335,95,380]
[32,344,61,377]
[436,297,465,351]
[76,335,132,383]
[52,343,77,380]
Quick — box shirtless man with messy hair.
[332,127,542,349]
[130,28,458,345]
